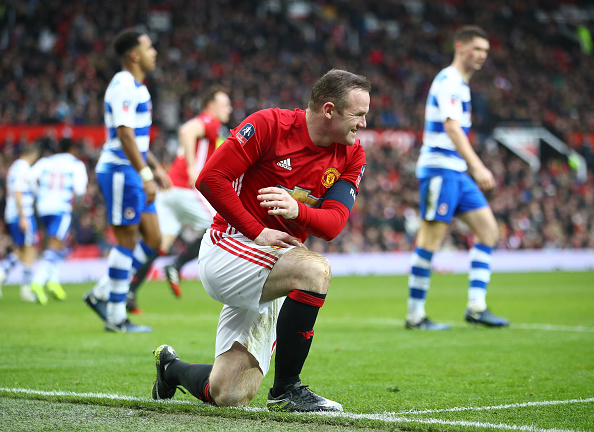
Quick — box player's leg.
[8,217,40,303]
[406,176,454,330]
[457,196,508,327]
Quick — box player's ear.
[323,102,336,119]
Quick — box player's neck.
[305,109,333,148]
[451,61,473,83]
[123,63,146,85]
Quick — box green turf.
[1,271,593,431]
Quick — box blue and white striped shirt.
[417,66,471,177]
[96,71,152,171]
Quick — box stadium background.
[1,0,593,278]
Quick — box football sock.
[129,251,158,294]
[271,289,326,397]
[32,249,60,286]
[468,244,492,312]
[22,265,34,286]
[48,248,67,283]
[106,246,133,324]
[407,248,433,323]
[1,252,18,273]
[92,274,110,301]
[173,237,202,271]
[164,360,214,404]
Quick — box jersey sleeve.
[195,110,277,240]
[109,79,137,129]
[73,161,89,196]
[434,75,465,123]
[293,143,366,240]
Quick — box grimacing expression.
[334,89,370,146]
[459,36,489,71]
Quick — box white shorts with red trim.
[155,187,215,236]
[198,229,294,376]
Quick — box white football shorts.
[198,229,294,375]
[155,187,216,236]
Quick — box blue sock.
[132,241,156,274]
[468,244,493,312]
[407,247,433,322]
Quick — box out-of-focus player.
[83,28,170,333]
[29,137,88,304]
[406,26,509,330]
[0,143,41,302]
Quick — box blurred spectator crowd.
[1,0,593,255]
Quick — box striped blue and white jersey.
[417,65,471,178]
[96,71,152,172]
[4,159,35,223]
[31,153,88,216]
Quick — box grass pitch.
[1,271,593,431]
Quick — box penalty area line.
[0,387,585,432]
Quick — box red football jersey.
[168,112,222,188]
[205,108,366,242]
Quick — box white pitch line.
[395,397,594,415]
[0,388,588,432]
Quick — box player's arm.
[146,150,171,190]
[14,191,29,231]
[73,162,89,197]
[258,181,355,241]
[117,126,158,203]
[444,118,495,191]
[178,117,205,186]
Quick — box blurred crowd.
[1,0,593,255]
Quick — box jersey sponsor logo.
[235,123,255,145]
[321,167,341,188]
[438,203,449,216]
[276,158,292,171]
[278,185,320,208]
[355,164,366,188]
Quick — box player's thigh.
[40,213,71,243]
[139,211,161,250]
[415,219,450,252]
[155,191,182,237]
[261,247,331,303]
[458,206,498,245]
[96,168,145,227]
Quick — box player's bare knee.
[300,252,331,294]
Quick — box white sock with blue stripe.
[22,266,34,286]
[407,248,433,323]
[107,246,133,325]
[32,249,60,286]
[468,244,492,313]
[132,241,155,274]
[1,252,18,273]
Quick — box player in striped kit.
[406,26,509,330]
[151,69,370,411]
[83,28,170,333]
[29,137,88,304]
[0,143,41,302]
[126,86,232,311]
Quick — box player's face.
[460,36,489,71]
[212,92,233,124]
[333,89,370,146]
[137,35,157,73]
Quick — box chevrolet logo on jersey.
[278,185,320,208]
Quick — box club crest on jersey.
[321,167,341,189]
[235,123,255,145]
[123,100,131,112]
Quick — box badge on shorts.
[124,207,136,220]
[438,203,449,216]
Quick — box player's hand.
[187,166,198,188]
[257,187,299,219]
[18,214,29,232]
[472,165,496,191]
[143,179,158,204]
[254,228,307,249]
[153,166,172,191]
